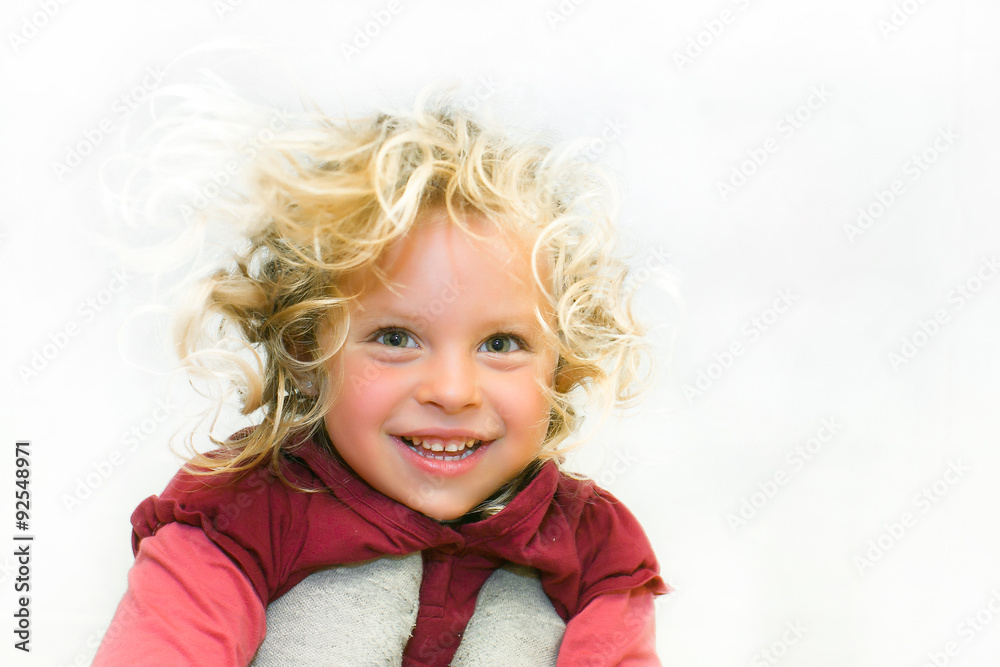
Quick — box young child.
[95,91,668,666]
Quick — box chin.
[412,496,477,523]
[420,505,470,523]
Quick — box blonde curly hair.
[168,88,649,493]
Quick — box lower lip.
[391,436,492,477]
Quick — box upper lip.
[394,429,493,441]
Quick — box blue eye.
[374,329,416,348]
[480,335,522,353]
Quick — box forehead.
[341,208,548,304]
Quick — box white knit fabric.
[251,553,422,665]
[450,563,565,666]
[251,556,565,666]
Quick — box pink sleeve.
[557,589,660,666]
[93,522,267,666]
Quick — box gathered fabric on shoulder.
[127,431,668,665]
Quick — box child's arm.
[557,588,659,666]
[550,480,667,665]
[93,522,266,666]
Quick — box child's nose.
[414,352,482,413]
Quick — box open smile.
[390,434,495,476]
[399,435,483,460]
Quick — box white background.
[3,1,1000,665]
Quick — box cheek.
[329,355,406,419]
[493,367,553,431]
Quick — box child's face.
[320,209,558,521]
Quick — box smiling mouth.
[399,436,484,461]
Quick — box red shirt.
[101,433,668,665]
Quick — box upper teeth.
[407,437,478,453]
